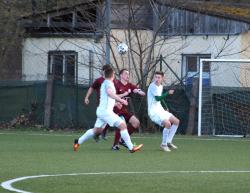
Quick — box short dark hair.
[102,64,112,71]
[119,69,128,76]
[155,71,164,77]
[105,68,114,78]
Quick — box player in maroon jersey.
[85,64,120,142]
[111,69,146,150]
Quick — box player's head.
[119,69,129,81]
[154,71,164,86]
[102,64,112,73]
[105,68,114,79]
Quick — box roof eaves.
[20,0,103,20]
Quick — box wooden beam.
[21,9,75,22]
[23,32,103,38]
[72,10,76,27]
[47,14,50,27]
[19,21,96,28]
[20,4,98,22]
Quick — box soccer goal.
[198,59,250,137]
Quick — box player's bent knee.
[93,127,102,134]
[162,121,171,129]
[133,121,140,128]
[116,121,126,130]
[175,119,180,126]
[170,116,180,126]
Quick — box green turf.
[0,130,250,193]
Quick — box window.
[51,13,73,23]
[182,54,211,86]
[187,57,197,72]
[48,51,77,83]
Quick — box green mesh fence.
[0,81,98,129]
[50,82,98,128]
[0,81,46,123]
[0,56,197,134]
[0,81,191,134]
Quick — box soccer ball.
[117,43,128,55]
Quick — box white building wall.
[240,31,250,87]
[155,35,242,87]
[22,37,104,84]
[22,33,243,87]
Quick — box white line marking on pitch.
[0,133,250,142]
[1,171,250,193]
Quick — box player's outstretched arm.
[106,88,128,105]
[85,87,94,105]
[155,90,174,101]
[133,89,146,96]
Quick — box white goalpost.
[198,59,250,137]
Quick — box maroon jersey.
[114,81,138,112]
[91,77,116,104]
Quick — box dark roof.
[20,0,250,24]
[156,1,250,24]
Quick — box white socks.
[78,129,95,144]
[167,124,178,144]
[120,129,133,150]
[162,128,170,146]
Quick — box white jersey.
[147,82,165,116]
[98,79,116,111]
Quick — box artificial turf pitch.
[0,130,250,193]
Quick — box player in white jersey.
[74,68,143,153]
[147,71,180,152]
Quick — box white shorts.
[94,109,123,129]
[149,110,173,127]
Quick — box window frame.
[182,54,211,85]
[48,50,77,83]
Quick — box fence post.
[89,50,94,86]
[186,78,199,134]
[75,53,78,130]
[44,74,54,128]
[160,55,162,71]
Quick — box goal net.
[198,59,250,137]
